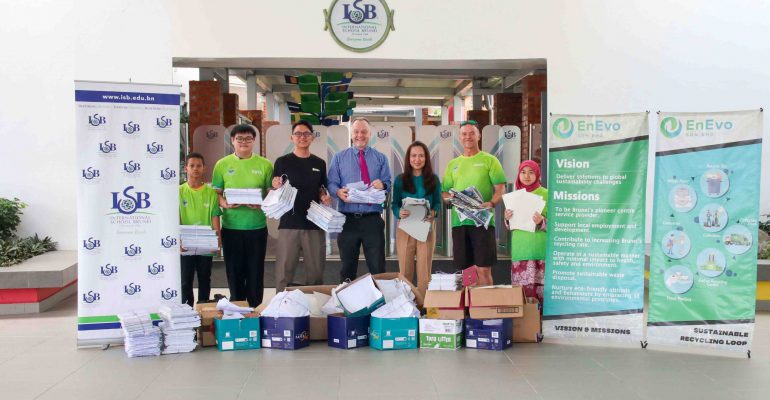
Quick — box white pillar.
[441,105,449,125]
[414,107,423,129]
[265,93,277,121]
[246,75,257,110]
[453,96,463,122]
[278,102,291,124]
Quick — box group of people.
[178,118,548,308]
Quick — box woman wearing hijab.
[504,160,548,304]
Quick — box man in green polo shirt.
[212,124,273,307]
[442,120,506,286]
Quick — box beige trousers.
[274,229,326,292]
[395,221,436,298]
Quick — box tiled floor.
[2,293,769,400]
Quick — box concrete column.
[278,101,291,124]
[246,75,257,110]
[453,96,463,122]
[414,107,423,129]
[265,93,277,121]
[441,105,449,125]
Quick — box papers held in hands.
[447,186,493,229]
[224,188,263,205]
[306,201,346,233]
[346,181,386,204]
[263,180,298,220]
[398,198,432,242]
[502,189,546,232]
[180,225,218,255]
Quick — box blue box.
[259,316,310,350]
[464,318,513,351]
[369,316,419,350]
[328,314,370,349]
[214,317,261,351]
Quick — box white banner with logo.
[76,81,181,346]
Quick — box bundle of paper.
[118,311,161,358]
[346,181,386,204]
[260,289,311,318]
[376,278,417,303]
[216,297,254,319]
[224,188,263,205]
[304,291,333,317]
[306,201,346,233]
[502,189,546,232]
[180,225,218,255]
[398,198,432,241]
[335,274,385,316]
[263,180,298,220]
[370,294,420,318]
[428,272,463,291]
[158,303,200,354]
[448,187,493,229]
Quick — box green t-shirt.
[442,151,507,227]
[179,182,222,226]
[211,154,273,230]
[510,186,548,261]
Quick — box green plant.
[0,234,57,267]
[0,198,26,240]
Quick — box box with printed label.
[213,316,261,351]
[259,316,310,350]
[327,314,370,349]
[419,319,463,350]
[423,289,466,320]
[464,318,513,351]
[465,285,524,319]
[369,316,418,350]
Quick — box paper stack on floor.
[158,303,200,354]
[224,188,263,205]
[346,181,386,204]
[180,225,218,255]
[263,181,298,220]
[118,312,161,358]
[428,272,463,291]
[306,201,346,233]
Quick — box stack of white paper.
[263,181,298,220]
[376,278,416,303]
[502,189,546,232]
[306,201,346,233]
[346,181,386,204]
[321,283,347,315]
[427,272,463,291]
[118,312,161,358]
[224,188,263,205]
[304,291,332,317]
[216,297,254,319]
[371,294,420,318]
[180,225,218,255]
[335,274,384,315]
[158,303,200,354]
[261,289,311,318]
[398,198,432,241]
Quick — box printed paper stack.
[180,225,218,255]
[263,181,298,219]
[306,201,346,233]
[224,188,263,205]
[346,181,387,204]
[118,312,161,358]
[428,272,463,291]
[158,303,200,354]
[448,186,493,229]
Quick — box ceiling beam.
[271,84,455,96]
[354,98,444,107]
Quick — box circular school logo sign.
[551,117,574,139]
[660,116,682,138]
[324,0,395,52]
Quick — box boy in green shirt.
[211,124,273,307]
[179,152,221,307]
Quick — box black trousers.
[337,213,385,282]
[221,228,267,307]
[180,255,212,307]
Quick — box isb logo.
[343,0,377,24]
[111,186,151,214]
[82,291,101,303]
[146,142,164,155]
[123,160,141,174]
[147,262,165,275]
[439,129,452,139]
[205,130,218,140]
[82,237,101,251]
[100,263,118,277]
[156,116,172,129]
[82,167,100,180]
[124,282,142,295]
[160,168,176,181]
[124,244,142,257]
[504,128,519,140]
[99,140,117,154]
[88,113,107,127]
[552,118,574,139]
[660,117,682,138]
[161,288,178,300]
[122,121,141,135]
[160,236,177,248]
[377,129,389,139]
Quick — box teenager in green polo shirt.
[212,124,273,307]
[179,152,221,307]
[442,120,506,286]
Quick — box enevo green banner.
[647,110,762,353]
[543,113,648,342]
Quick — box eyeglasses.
[460,120,478,127]
[234,136,254,143]
[292,131,314,138]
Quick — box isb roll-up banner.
[647,110,763,354]
[543,112,648,342]
[76,81,181,346]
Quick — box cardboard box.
[214,316,261,351]
[197,326,217,347]
[260,316,310,350]
[369,316,418,350]
[419,319,463,350]
[372,272,425,307]
[286,285,336,341]
[465,317,513,351]
[466,285,524,319]
[423,289,466,320]
[513,298,542,343]
[327,313,370,349]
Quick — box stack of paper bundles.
[216,297,254,319]
[371,294,420,318]
[158,303,200,354]
[180,225,218,255]
[118,312,161,358]
[306,201,346,233]
[501,189,546,232]
[224,188,263,205]
[260,289,311,318]
[335,274,385,316]
[263,181,298,220]
[428,272,463,291]
[346,181,387,204]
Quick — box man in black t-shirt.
[271,120,332,291]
